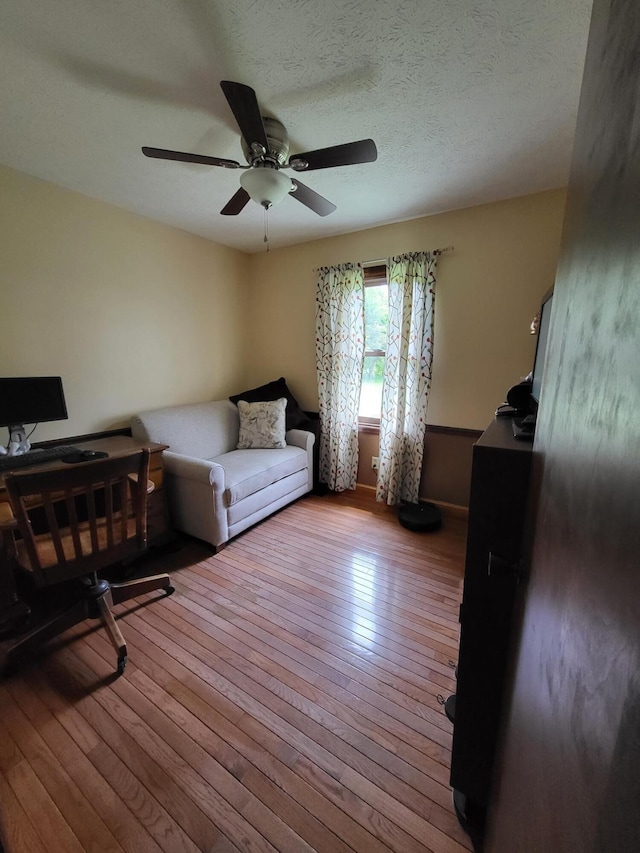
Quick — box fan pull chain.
[263,208,270,252]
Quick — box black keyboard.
[0,445,80,473]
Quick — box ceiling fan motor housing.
[143,81,376,217]
[241,117,289,166]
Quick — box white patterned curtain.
[376,252,437,505]
[315,263,365,491]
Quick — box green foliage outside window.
[363,284,388,382]
[360,283,388,416]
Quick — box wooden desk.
[0,435,170,635]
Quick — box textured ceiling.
[1,0,592,253]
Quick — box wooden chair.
[2,448,173,676]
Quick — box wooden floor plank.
[158,581,455,737]
[148,586,456,800]
[191,555,459,674]
[0,684,125,853]
[216,542,462,650]
[213,547,460,666]
[0,772,49,853]
[130,594,461,836]
[198,549,459,679]
[247,514,465,607]
[180,561,458,697]
[0,488,471,852]
[64,638,283,853]
[77,630,318,853]
[110,621,391,853]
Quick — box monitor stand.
[0,424,31,457]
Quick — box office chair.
[2,448,173,676]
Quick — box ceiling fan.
[142,80,377,217]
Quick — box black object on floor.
[444,694,456,723]
[398,501,442,532]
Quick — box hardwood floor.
[0,488,470,853]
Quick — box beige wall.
[246,189,567,430]
[0,167,566,500]
[0,166,250,443]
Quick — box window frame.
[359,264,388,430]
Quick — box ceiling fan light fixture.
[240,166,292,209]
[143,82,376,219]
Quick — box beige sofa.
[131,400,314,549]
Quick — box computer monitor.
[531,288,554,411]
[0,376,68,455]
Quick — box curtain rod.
[314,246,454,272]
[362,245,454,267]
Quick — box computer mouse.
[61,449,109,464]
[80,449,109,460]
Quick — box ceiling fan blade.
[290,180,336,217]
[142,146,241,169]
[288,139,377,171]
[220,81,269,153]
[221,187,251,216]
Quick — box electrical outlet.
[371,456,379,470]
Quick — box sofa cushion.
[131,400,239,458]
[227,469,309,528]
[229,377,308,431]
[212,447,307,506]
[237,398,287,449]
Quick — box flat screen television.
[530,287,554,412]
[0,376,68,453]
[511,287,554,441]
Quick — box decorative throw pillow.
[236,398,287,449]
[230,377,308,432]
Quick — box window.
[359,265,388,422]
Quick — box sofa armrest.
[286,429,315,492]
[286,428,315,452]
[162,450,229,546]
[163,451,225,489]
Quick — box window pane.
[360,356,385,418]
[360,282,388,419]
[364,284,388,351]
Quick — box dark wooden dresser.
[450,418,533,836]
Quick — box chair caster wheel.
[165,586,175,596]
[117,655,127,676]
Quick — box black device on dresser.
[511,287,554,442]
[450,418,533,846]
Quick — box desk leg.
[0,536,30,636]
